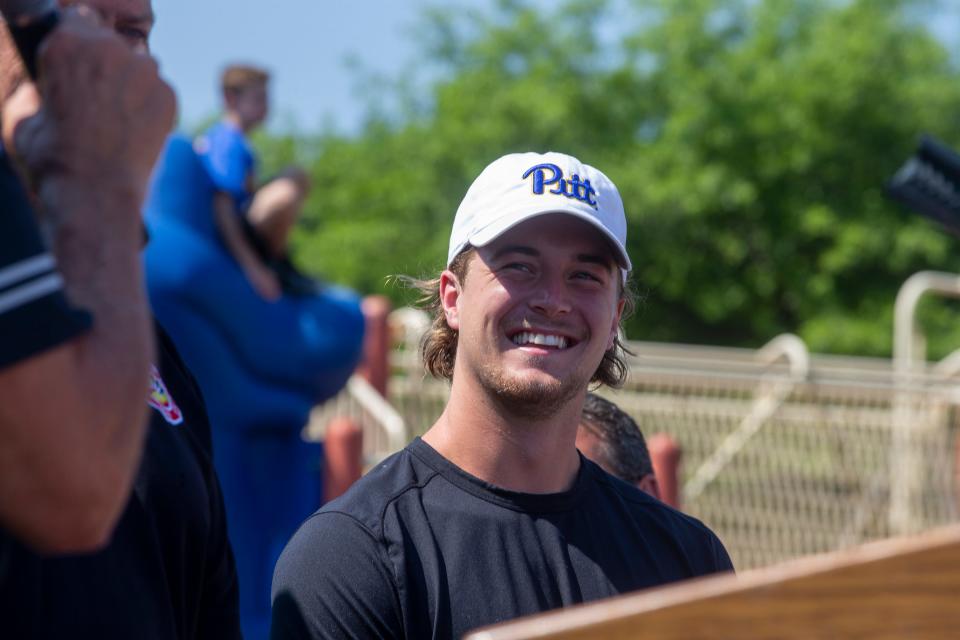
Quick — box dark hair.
[580,393,653,483]
[400,247,635,387]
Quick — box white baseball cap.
[447,152,632,279]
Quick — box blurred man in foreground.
[0,4,171,553]
[272,152,733,639]
[577,392,660,498]
[0,2,242,638]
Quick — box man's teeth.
[511,332,569,349]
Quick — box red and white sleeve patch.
[147,364,184,425]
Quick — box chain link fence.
[610,340,960,569]
[310,309,960,571]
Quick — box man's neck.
[421,378,584,494]
[223,112,253,135]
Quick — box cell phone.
[0,0,60,79]
[887,135,960,237]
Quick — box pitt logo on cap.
[522,163,598,209]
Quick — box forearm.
[0,2,176,554]
[0,184,153,553]
[213,195,280,300]
[213,195,267,273]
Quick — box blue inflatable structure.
[143,135,365,639]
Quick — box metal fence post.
[891,271,960,535]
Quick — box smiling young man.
[271,152,733,640]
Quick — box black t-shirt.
[0,151,91,369]
[271,437,733,640]
[0,326,242,640]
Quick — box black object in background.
[888,135,960,237]
[0,0,59,79]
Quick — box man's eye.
[118,28,149,48]
[503,263,532,273]
[573,271,603,283]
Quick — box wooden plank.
[465,524,960,640]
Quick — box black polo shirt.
[0,151,91,369]
[0,326,242,640]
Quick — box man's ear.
[606,297,626,351]
[637,474,661,501]
[439,270,462,331]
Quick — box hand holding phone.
[0,2,176,236]
[0,0,60,79]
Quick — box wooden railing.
[465,524,960,640]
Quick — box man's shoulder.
[272,453,416,640]
[195,121,250,155]
[273,443,439,602]
[587,463,732,569]
[150,323,214,453]
[302,444,440,540]
[202,120,244,140]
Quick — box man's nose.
[529,275,572,317]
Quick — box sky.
[151,0,960,136]
[151,0,504,134]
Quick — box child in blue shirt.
[195,65,310,300]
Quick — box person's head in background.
[221,64,269,133]
[577,392,660,499]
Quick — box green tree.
[265,0,960,357]
[618,0,960,355]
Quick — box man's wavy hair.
[401,247,636,388]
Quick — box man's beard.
[472,356,588,421]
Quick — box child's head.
[221,64,270,132]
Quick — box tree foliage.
[257,0,960,357]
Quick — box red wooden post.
[356,295,391,397]
[324,417,363,502]
[648,433,682,509]
[956,433,960,517]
